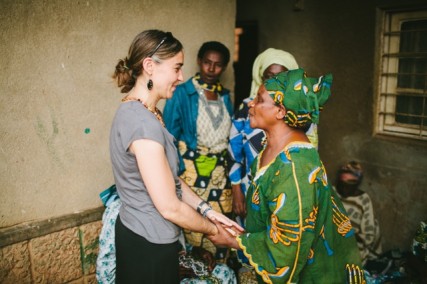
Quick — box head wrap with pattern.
[249,48,299,99]
[264,68,332,129]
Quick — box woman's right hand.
[205,209,244,235]
[206,219,241,250]
[232,184,247,217]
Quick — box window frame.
[374,6,427,141]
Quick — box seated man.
[334,161,382,265]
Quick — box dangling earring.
[147,79,153,90]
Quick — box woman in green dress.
[208,69,365,283]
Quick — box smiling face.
[152,51,184,99]
[197,50,227,84]
[248,84,282,130]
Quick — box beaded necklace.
[121,96,165,127]
[194,73,223,93]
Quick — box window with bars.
[377,8,427,141]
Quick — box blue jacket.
[163,77,233,174]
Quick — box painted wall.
[0,0,236,227]
[237,0,427,252]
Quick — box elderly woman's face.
[248,84,280,129]
[262,64,288,81]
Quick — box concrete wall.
[237,0,427,252]
[0,0,236,228]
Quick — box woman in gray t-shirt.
[110,30,243,283]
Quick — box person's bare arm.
[232,184,247,217]
[131,139,217,235]
[180,177,244,234]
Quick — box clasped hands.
[204,209,244,249]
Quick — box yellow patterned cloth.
[237,142,365,284]
[179,142,233,260]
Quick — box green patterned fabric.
[236,143,364,284]
[179,142,232,261]
[264,68,332,128]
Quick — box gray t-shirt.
[109,101,182,244]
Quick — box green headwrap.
[264,68,332,129]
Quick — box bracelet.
[202,207,212,218]
[196,200,208,214]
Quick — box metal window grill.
[378,11,427,140]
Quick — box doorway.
[233,21,259,109]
